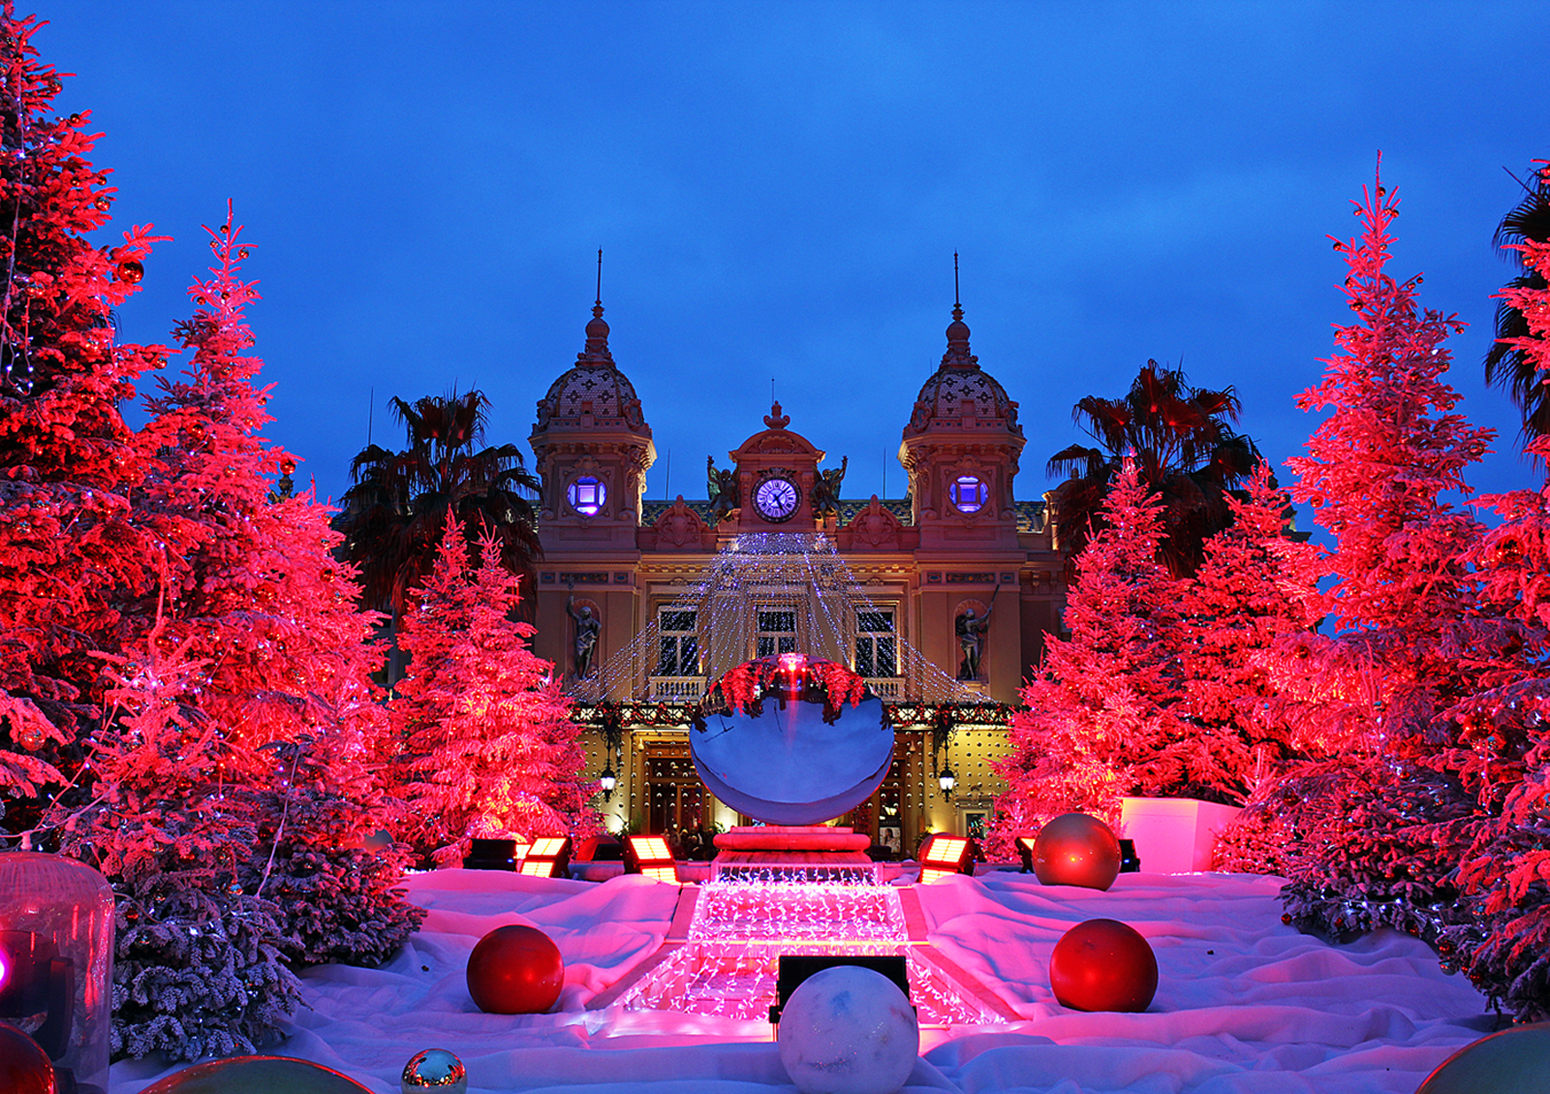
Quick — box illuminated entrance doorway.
[643,738,705,838]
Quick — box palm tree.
[1047,361,1260,577]
[335,390,542,677]
[1483,165,1550,451]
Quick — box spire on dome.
[579,248,613,364]
[941,251,976,370]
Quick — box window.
[855,609,897,677]
[756,609,798,658]
[656,608,698,676]
[567,475,607,516]
[949,474,988,514]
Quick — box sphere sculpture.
[1415,1022,1550,1094]
[1033,813,1122,891]
[139,1056,372,1093]
[0,1022,56,1094]
[776,965,919,1094]
[1048,918,1158,1012]
[693,655,891,825]
[465,925,564,1015]
[401,1047,468,1093]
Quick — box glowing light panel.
[918,833,972,883]
[624,835,679,883]
[519,836,572,878]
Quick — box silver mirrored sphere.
[401,1048,467,1094]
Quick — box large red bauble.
[466,924,564,1014]
[1415,1021,1550,1094]
[1033,813,1121,891]
[1048,918,1158,1012]
[0,1023,55,1094]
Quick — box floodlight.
[1015,835,1036,874]
[917,833,973,883]
[464,837,523,871]
[623,835,680,883]
[518,836,572,878]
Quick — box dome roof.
[533,303,650,436]
[904,303,1022,437]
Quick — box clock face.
[754,477,800,522]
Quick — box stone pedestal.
[1119,797,1241,874]
[712,826,877,884]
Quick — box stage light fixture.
[623,835,680,883]
[917,833,973,883]
[518,836,572,878]
[1016,835,1036,873]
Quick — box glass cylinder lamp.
[0,852,114,1094]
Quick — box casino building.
[525,291,1069,850]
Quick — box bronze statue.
[707,456,739,523]
[567,591,601,678]
[810,456,847,518]
[956,584,1000,681]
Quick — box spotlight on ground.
[917,833,973,883]
[623,836,680,883]
[518,837,572,878]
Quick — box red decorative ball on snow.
[1033,813,1121,891]
[1415,1021,1550,1094]
[1048,918,1158,1012]
[466,924,564,1014]
[0,1022,57,1094]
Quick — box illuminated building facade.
[527,292,1068,847]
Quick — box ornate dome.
[904,303,1021,437]
[533,303,649,435]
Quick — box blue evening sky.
[41,2,1550,521]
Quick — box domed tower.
[898,277,1024,553]
[529,291,656,552]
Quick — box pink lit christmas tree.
[130,208,421,972]
[1181,461,1323,802]
[1273,160,1500,944]
[1438,164,1550,1019]
[993,458,1190,832]
[53,611,303,1060]
[394,514,596,866]
[0,6,169,828]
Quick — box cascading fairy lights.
[615,876,1001,1025]
[568,532,984,706]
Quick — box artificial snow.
[110,869,1493,1093]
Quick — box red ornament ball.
[114,258,144,285]
[1415,1022,1550,1094]
[1048,918,1158,1012]
[466,924,564,1014]
[0,1023,55,1094]
[1033,813,1121,891]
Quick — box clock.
[754,476,800,522]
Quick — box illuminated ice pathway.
[599,874,1017,1025]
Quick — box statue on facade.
[567,591,601,678]
[810,456,847,518]
[956,585,1000,681]
[707,456,739,523]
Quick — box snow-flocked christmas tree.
[992,457,1190,834]
[0,4,168,830]
[394,512,596,866]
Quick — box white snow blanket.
[110,869,1494,1093]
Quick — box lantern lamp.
[937,764,956,798]
[622,836,680,884]
[517,837,572,879]
[598,767,617,802]
[0,853,115,1094]
[917,833,973,883]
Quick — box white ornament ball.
[401,1048,467,1094]
[777,965,920,1094]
